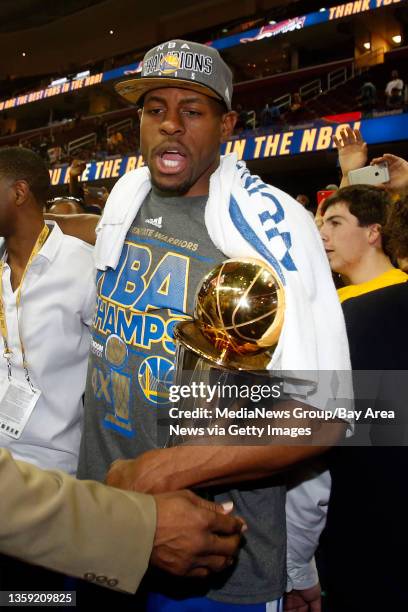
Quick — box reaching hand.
[333,127,367,177]
[284,583,321,612]
[151,490,245,577]
[69,159,86,179]
[371,153,408,194]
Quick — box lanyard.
[0,224,50,391]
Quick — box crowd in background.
[357,68,407,117]
[0,63,406,172]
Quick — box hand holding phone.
[370,154,408,193]
[348,162,390,186]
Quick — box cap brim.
[115,77,225,106]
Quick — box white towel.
[95,153,351,401]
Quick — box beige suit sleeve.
[0,448,156,593]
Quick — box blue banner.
[49,113,408,186]
[102,62,142,83]
[0,73,104,111]
[0,63,142,111]
[209,0,404,51]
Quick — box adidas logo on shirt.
[145,216,163,229]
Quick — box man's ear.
[367,223,382,246]
[13,180,31,207]
[220,111,238,142]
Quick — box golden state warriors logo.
[138,356,174,405]
[160,53,180,75]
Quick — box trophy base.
[174,321,273,372]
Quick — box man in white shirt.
[0,145,95,592]
[0,146,95,474]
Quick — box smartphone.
[348,162,390,186]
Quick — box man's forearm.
[69,176,84,200]
[165,404,346,490]
[156,443,331,491]
[339,175,350,188]
[106,404,347,494]
[118,417,345,494]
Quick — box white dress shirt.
[0,222,95,474]
[286,466,330,591]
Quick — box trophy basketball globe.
[167,257,285,446]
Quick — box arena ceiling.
[0,0,401,78]
[0,0,107,33]
[0,0,302,35]
[0,0,286,77]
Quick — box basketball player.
[53,40,351,611]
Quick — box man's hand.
[152,490,245,577]
[284,583,321,612]
[371,153,408,194]
[333,127,367,186]
[69,159,86,179]
[106,449,171,494]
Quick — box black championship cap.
[115,39,233,110]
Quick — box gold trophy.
[167,258,285,446]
